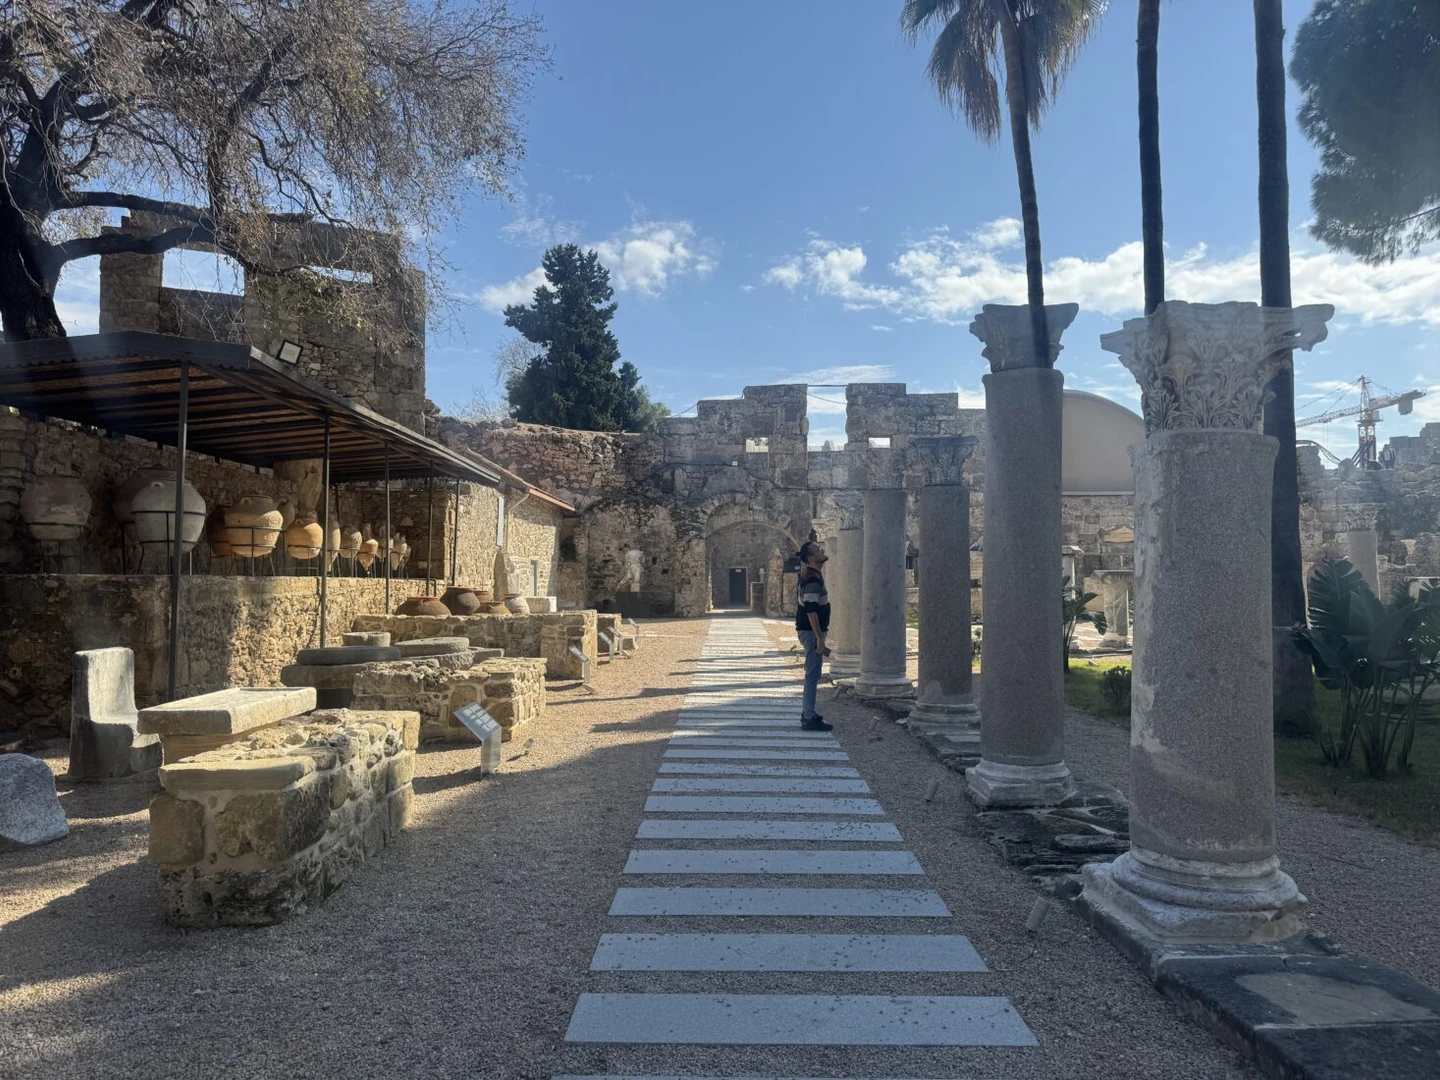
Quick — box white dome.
[1062,389,1144,494]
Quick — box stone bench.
[352,656,547,744]
[147,708,419,927]
[68,647,161,782]
[138,686,317,765]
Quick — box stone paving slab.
[636,820,903,842]
[622,849,924,875]
[667,737,841,747]
[138,686,316,735]
[673,718,813,728]
[564,993,1036,1046]
[657,763,861,778]
[609,887,950,917]
[644,796,883,816]
[664,749,850,762]
[650,778,870,794]
[589,933,987,972]
[671,728,834,739]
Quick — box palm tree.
[1137,0,1163,313]
[900,0,1106,366]
[1254,0,1316,728]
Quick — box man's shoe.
[800,715,833,732]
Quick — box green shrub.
[1099,666,1131,717]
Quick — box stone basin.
[394,637,471,658]
[295,645,400,666]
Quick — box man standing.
[795,540,833,732]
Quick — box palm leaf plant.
[1062,575,1106,672]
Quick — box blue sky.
[59,0,1440,452]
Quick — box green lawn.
[1064,660,1440,843]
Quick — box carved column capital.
[969,303,1080,371]
[910,435,978,486]
[1338,502,1381,532]
[1101,301,1334,435]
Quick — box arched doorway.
[700,495,805,617]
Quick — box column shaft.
[856,488,911,696]
[908,483,977,734]
[826,527,863,676]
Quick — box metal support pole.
[450,475,461,587]
[166,362,190,701]
[425,468,435,596]
[384,449,392,611]
[320,415,332,646]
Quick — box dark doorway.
[727,567,748,606]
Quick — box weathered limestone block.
[351,656,547,743]
[147,708,418,927]
[343,631,391,647]
[68,647,161,782]
[351,610,596,680]
[139,685,317,765]
[0,753,68,850]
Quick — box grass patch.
[1065,664,1440,843]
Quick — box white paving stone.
[671,728,835,739]
[651,777,869,794]
[664,749,850,762]
[565,993,1036,1046]
[622,849,923,875]
[589,933,986,972]
[608,887,951,917]
[636,820,903,842]
[657,763,861,778]
[644,795,882,815]
[667,737,841,748]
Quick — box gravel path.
[0,615,1259,1080]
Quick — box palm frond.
[1018,0,1108,125]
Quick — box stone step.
[636,820,902,842]
[644,795,880,815]
[657,763,861,778]
[564,993,1035,1046]
[589,933,986,972]
[650,778,869,794]
[663,749,850,762]
[621,849,922,875]
[609,887,950,917]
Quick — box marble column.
[856,487,912,697]
[1340,503,1381,596]
[826,525,863,677]
[1096,570,1132,649]
[908,436,980,735]
[1083,300,1331,944]
[965,303,1079,808]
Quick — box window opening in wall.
[868,436,892,448]
[162,249,244,294]
[496,493,506,546]
[744,436,770,453]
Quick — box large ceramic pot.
[388,534,409,572]
[396,595,449,617]
[223,495,283,558]
[130,476,206,553]
[112,468,171,529]
[339,524,362,560]
[20,476,92,541]
[440,586,481,616]
[276,500,296,531]
[325,524,342,567]
[505,593,528,615]
[357,523,380,571]
[285,513,324,560]
[206,507,233,557]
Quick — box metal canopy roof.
[0,331,501,486]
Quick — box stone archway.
[696,493,809,617]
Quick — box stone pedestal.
[1083,300,1331,945]
[1096,570,1132,649]
[826,526,863,677]
[965,303,1078,808]
[908,439,979,737]
[1340,504,1381,596]
[856,488,912,698]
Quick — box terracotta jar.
[505,593,528,615]
[20,476,92,541]
[440,586,481,616]
[396,595,449,617]
[276,500,297,531]
[112,468,171,529]
[224,495,283,558]
[325,524,342,567]
[339,524,362,560]
[130,476,206,553]
[388,535,409,572]
[285,513,324,560]
[357,523,380,571]
[206,507,233,558]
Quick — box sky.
[56,0,1440,452]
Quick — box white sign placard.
[454,702,501,742]
[569,645,591,664]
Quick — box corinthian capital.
[969,303,1080,372]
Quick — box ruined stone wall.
[157,287,246,341]
[350,610,597,681]
[352,655,546,743]
[0,576,390,734]
[708,524,789,613]
[503,496,562,596]
[149,709,418,927]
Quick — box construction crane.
[1295,376,1425,466]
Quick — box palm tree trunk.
[1254,0,1316,728]
[1138,0,1164,314]
[999,15,1051,366]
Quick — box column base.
[1081,848,1306,946]
[905,696,979,735]
[1098,634,1130,650]
[965,758,1073,808]
[854,674,914,699]
[828,651,861,677]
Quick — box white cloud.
[784,363,896,385]
[593,220,716,294]
[476,267,547,313]
[970,217,1022,250]
[54,259,100,334]
[499,190,581,249]
[954,384,986,409]
[870,324,894,332]
[763,229,1440,328]
[739,284,756,293]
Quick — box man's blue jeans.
[798,630,822,718]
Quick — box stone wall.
[148,708,418,927]
[352,655,547,743]
[0,576,390,734]
[350,610,597,681]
